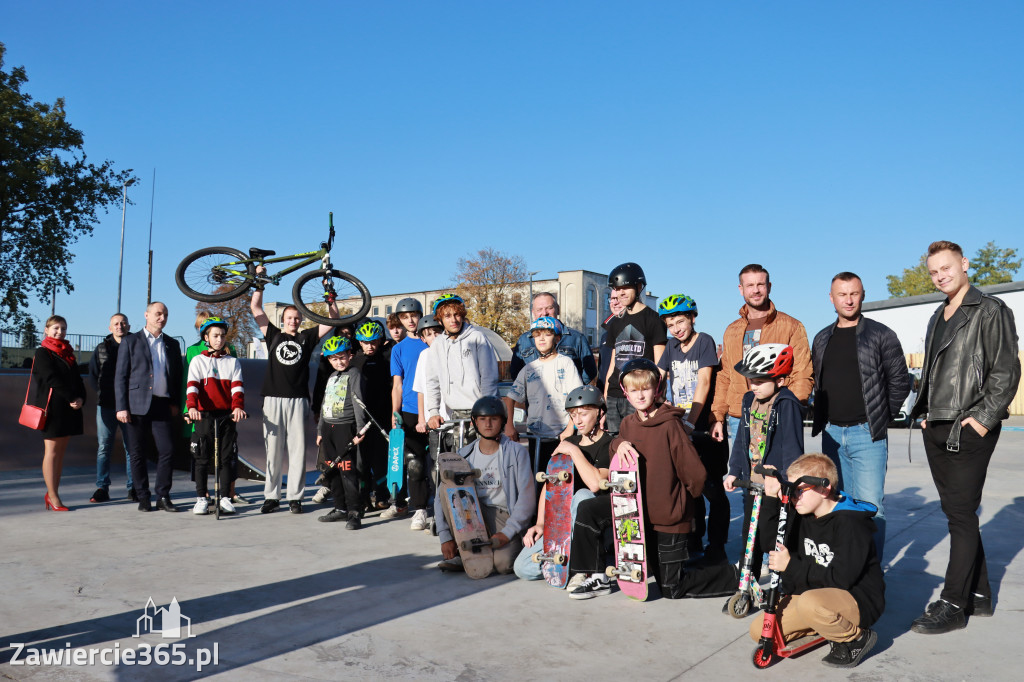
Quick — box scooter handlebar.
[753,464,830,489]
[732,478,765,492]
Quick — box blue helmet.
[322,336,352,356]
[658,294,697,317]
[530,316,563,335]
[431,293,464,315]
[355,321,384,342]
[199,317,228,336]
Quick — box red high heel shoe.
[44,493,69,512]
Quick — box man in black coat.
[115,302,184,512]
[88,313,134,503]
[811,272,910,557]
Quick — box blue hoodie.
[728,386,805,479]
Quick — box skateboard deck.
[532,453,573,588]
[387,412,405,502]
[604,452,648,601]
[437,451,494,580]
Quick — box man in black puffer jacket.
[87,313,134,503]
[811,272,910,557]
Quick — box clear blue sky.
[6,1,1022,345]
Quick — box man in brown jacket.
[710,264,813,446]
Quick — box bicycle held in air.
[175,212,372,327]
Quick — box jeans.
[605,396,635,435]
[514,488,596,581]
[822,422,888,556]
[727,415,740,446]
[96,406,132,490]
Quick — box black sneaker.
[128,488,139,502]
[90,488,109,503]
[569,574,612,600]
[289,501,303,514]
[260,499,280,514]
[821,628,877,668]
[911,599,966,634]
[319,509,347,523]
[345,512,361,530]
[968,593,994,617]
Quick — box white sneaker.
[569,574,612,600]
[380,505,408,520]
[410,509,428,531]
[192,497,209,515]
[312,486,331,504]
[566,572,588,592]
[219,497,236,514]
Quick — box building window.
[386,305,393,315]
[587,286,596,310]
[372,306,379,316]
[603,288,612,315]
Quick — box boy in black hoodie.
[724,343,805,581]
[750,453,884,668]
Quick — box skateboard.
[387,411,405,503]
[602,452,647,600]
[531,453,573,588]
[437,451,494,580]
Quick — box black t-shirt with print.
[261,323,321,399]
[565,432,613,495]
[605,306,667,399]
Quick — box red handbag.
[19,359,51,431]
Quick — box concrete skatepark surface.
[2,422,1023,680]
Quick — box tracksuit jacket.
[425,321,499,418]
[185,350,244,412]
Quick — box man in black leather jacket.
[812,272,910,557]
[909,240,1020,635]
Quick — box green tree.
[20,316,38,348]
[886,254,933,297]
[0,42,135,331]
[452,247,530,347]
[194,286,262,350]
[970,241,1021,287]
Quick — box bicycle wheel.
[175,247,254,302]
[292,268,372,326]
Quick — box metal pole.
[147,169,156,304]
[527,271,540,317]
[117,178,136,313]
[51,283,55,316]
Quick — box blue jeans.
[727,415,740,447]
[822,422,887,556]
[514,488,596,581]
[605,396,635,435]
[96,406,132,490]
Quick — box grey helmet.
[416,315,443,334]
[564,385,605,411]
[395,297,423,314]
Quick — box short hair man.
[811,272,910,556]
[88,313,134,503]
[909,241,1020,634]
[711,264,813,445]
[509,292,597,385]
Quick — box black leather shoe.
[90,488,110,503]
[911,600,966,634]
[319,509,347,523]
[156,497,178,512]
[968,593,994,617]
[138,498,153,512]
[129,488,139,502]
[289,501,303,514]
[260,499,280,514]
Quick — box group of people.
[24,240,1020,669]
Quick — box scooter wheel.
[752,647,774,669]
[727,592,751,619]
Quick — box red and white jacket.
[186,350,244,411]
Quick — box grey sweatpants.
[263,396,309,501]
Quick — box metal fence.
[1,333,186,369]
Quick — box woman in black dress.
[33,315,86,511]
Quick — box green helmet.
[322,336,352,356]
[199,317,228,336]
[658,294,697,317]
[431,293,464,315]
[355,320,384,342]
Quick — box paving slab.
[2,423,1023,680]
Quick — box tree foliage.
[887,242,1021,298]
[452,248,530,347]
[0,43,136,331]
[194,287,261,350]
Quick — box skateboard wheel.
[629,568,643,582]
[535,472,547,483]
[459,540,471,551]
[440,469,455,482]
[531,552,542,563]
[605,566,618,578]
[553,554,567,566]
[557,471,570,482]
[623,479,636,492]
[470,469,482,478]
[599,479,610,490]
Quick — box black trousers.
[322,421,360,513]
[689,431,731,549]
[401,411,430,510]
[359,417,389,505]
[125,396,175,501]
[190,411,236,497]
[923,420,1000,608]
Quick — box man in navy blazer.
[115,301,183,512]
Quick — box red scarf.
[42,336,76,367]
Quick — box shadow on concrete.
[1,553,512,679]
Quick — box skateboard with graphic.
[437,451,494,579]
[531,453,573,588]
[387,411,405,503]
[601,452,648,600]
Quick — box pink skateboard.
[532,453,573,588]
[602,452,648,600]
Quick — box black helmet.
[471,395,506,420]
[608,262,646,289]
[564,385,605,411]
[618,357,662,393]
[395,298,423,314]
[416,314,443,334]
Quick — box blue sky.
[5,1,1022,345]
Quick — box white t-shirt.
[507,354,583,438]
[413,350,449,421]
[466,442,508,513]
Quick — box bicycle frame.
[212,213,336,287]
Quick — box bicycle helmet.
[608,262,647,290]
[618,357,662,393]
[416,314,443,334]
[564,385,605,411]
[431,293,464,315]
[322,335,352,356]
[735,343,794,379]
[355,320,384,342]
[471,395,507,441]
[658,294,697,317]
[395,298,423,315]
[199,317,228,336]
[530,316,563,335]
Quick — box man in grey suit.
[115,302,184,512]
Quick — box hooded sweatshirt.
[759,494,885,627]
[610,403,707,534]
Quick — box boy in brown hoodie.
[611,358,707,598]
